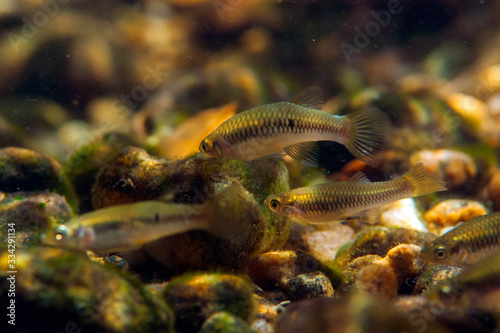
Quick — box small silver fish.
[42,183,253,254]
[266,162,446,224]
[420,211,500,265]
[42,201,209,253]
[199,86,392,167]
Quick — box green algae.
[200,311,253,333]
[92,147,290,278]
[65,132,135,213]
[0,147,79,211]
[0,191,73,249]
[0,247,174,332]
[333,227,434,269]
[164,272,255,333]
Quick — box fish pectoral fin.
[261,152,286,162]
[283,142,320,167]
[349,171,371,183]
[289,86,324,110]
[357,209,378,224]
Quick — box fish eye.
[54,225,70,242]
[434,247,447,260]
[200,140,211,153]
[269,199,280,210]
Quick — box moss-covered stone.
[333,227,434,269]
[0,147,78,210]
[91,146,173,208]
[247,250,343,300]
[0,190,73,249]
[0,248,173,332]
[92,147,290,278]
[164,273,255,333]
[199,311,253,333]
[65,132,135,213]
[274,293,452,333]
[414,263,464,294]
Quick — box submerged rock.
[414,263,464,294]
[199,311,253,333]
[0,191,73,249]
[65,132,135,213]
[487,169,500,211]
[410,149,477,190]
[354,263,398,298]
[92,147,290,279]
[379,198,427,232]
[424,199,487,235]
[164,273,255,333]
[304,225,355,263]
[345,244,422,296]
[274,293,451,333]
[333,227,433,269]
[247,250,343,301]
[0,248,174,332]
[0,147,78,210]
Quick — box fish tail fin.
[402,162,447,196]
[345,108,392,166]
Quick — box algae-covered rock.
[413,263,464,294]
[274,293,451,333]
[0,191,73,249]
[0,147,78,210]
[333,227,434,269]
[91,146,173,208]
[247,250,343,300]
[93,147,290,278]
[341,243,423,296]
[200,311,253,333]
[65,132,135,213]
[0,248,173,332]
[164,273,255,333]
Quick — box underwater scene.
[1,0,500,332]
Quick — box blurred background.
[1,0,499,172]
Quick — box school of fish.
[42,87,459,259]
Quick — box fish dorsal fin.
[283,142,320,167]
[289,86,324,110]
[349,172,371,183]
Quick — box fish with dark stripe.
[266,162,446,224]
[420,211,500,265]
[199,86,392,167]
[42,184,245,253]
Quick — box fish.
[419,211,500,265]
[265,162,447,224]
[199,86,392,167]
[41,201,210,253]
[42,184,248,253]
[426,250,500,307]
